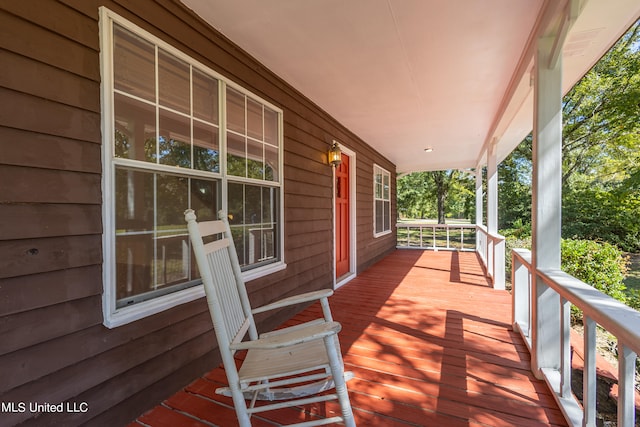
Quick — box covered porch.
[131,250,566,426]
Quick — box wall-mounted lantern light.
[328,141,342,167]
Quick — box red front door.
[335,154,350,278]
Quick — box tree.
[561,20,640,186]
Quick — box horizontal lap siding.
[0,0,396,425]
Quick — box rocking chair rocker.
[185,209,356,427]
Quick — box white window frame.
[373,164,392,237]
[99,8,285,328]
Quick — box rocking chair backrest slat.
[185,209,256,352]
[206,245,247,345]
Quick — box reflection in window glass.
[247,139,264,180]
[227,133,246,177]
[193,122,219,173]
[114,167,218,306]
[158,49,190,114]
[226,88,245,134]
[113,24,155,102]
[159,109,191,167]
[247,98,263,140]
[227,183,278,269]
[114,93,156,162]
[106,13,282,315]
[193,69,218,123]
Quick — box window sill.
[103,285,205,329]
[102,261,287,328]
[374,230,392,238]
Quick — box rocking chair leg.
[324,336,356,427]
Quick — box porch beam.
[530,35,563,377]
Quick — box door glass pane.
[158,49,190,114]
[113,24,155,102]
[193,122,219,173]
[114,93,156,162]
[158,108,191,167]
[193,69,218,123]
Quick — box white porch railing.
[512,248,640,427]
[396,222,505,289]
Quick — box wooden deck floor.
[130,250,567,427]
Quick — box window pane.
[156,174,189,286]
[375,172,383,199]
[158,49,190,114]
[227,182,278,269]
[264,107,278,146]
[193,69,218,123]
[193,122,219,173]
[265,144,279,182]
[375,200,384,233]
[384,201,391,231]
[227,133,246,177]
[115,168,154,301]
[247,139,264,180]
[190,178,218,222]
[247,98,263,140]
[383,173,390,200]
[226,88,245,134]
[114,93,156,162]
[113,24,155,102]
[158,109,191,167]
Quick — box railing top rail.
[395,222,477,229]
[512,248,532,265]
[538,267,640,355]
[513,248,640,355]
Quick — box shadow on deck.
[130,250,567,427]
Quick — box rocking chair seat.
[238,323,340,382]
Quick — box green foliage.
[397,170,475,221]
[563,183,640,252]
[503,236,630,310]
[499,136,532,230]
[561,239,629,304]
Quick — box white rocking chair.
[185,209,356,427]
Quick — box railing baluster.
[560,296,572,398]
[583,316,597,427]
[618,343,637,427]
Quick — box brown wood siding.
[0,0,396,425]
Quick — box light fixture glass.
[328,141,342,167]
[424,147,433,153]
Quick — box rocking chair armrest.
[230,321,341,350]
[251,289,334,315]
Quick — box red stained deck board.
[131,250,568,426]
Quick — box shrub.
[561,239,629,303]
[504,237,630,317]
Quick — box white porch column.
[487,143,498,236]
[475,165,483,227]
[531,36,563,377]
[487,143,505,289]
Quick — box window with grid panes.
[100,8,283,326]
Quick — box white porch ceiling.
[181,0,640,173]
